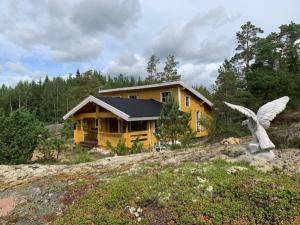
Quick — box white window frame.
[128,95,137,99]
[196,111,201,132]
[185,95,190,107]
[160,91,172,103]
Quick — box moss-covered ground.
[54,159,300,225]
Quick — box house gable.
[98,81,213,107]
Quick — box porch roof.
[63,95,163,121]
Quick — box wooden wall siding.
[103,86,180,103]
[180,89,209,137]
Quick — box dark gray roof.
[97,96,163,118]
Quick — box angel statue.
[224,96,289,157]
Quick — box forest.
[0,21,299,126]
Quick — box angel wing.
[224,102,258,123]
[256,96,289,129]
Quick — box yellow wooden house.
[63,81,213,148]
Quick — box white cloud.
[0,0,141,63]
[178,62,221,87]
[103,52,147,77]
[146,7,238,63]
[1,62,46,86]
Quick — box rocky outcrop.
[0,143,299,224]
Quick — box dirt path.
[0,144,299,225]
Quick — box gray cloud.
[72,0,141,37]
[146,7,238,63]
[0,0,141,62]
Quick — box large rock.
[221,137,240,145]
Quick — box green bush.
[61,119,74,140]
[269,132,300,149]
[131,137,143,154]
[289,136,300,148]
[38,134,66,161]
[72,146,91,164]
[113,138,127,156]
[0,109,45,164]
[38,135,55,161]
[107,138,144,155]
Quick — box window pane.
[185,96,190,107]
[161,92,171,103]
[196,112,201,131]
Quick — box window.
[128,95,137,99]
[196,112,201,132]
[109,118,119,133]
[161,91,171,103]
[129,121,147,132]
[185,95,190,107]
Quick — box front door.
[83,118,98,141]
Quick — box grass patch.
[54,160,300,225]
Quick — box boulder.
[221,137,240,145]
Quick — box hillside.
[1,138,300,224]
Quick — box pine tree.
[155,96,193,146]
[234,21,264,75]
[161,55,181,81]
[146,54,160,83]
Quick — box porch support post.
[96,105,100,146]
[126,122,130,147]
[148,121,152,145]
[117,118,121,133]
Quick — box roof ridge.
[97,96,159,102]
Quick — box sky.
[0,0,299,87]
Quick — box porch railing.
[98,132,123,147]
[98,130,150,148]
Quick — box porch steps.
[80,140,98,148]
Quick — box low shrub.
[107,138,144,155]
[131,137,143,154]
[72,146,91,164]
[269,131,300,149]
[289,136,300,148]
[106,139,127,156]
[38,135,66,161]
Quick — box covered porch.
[74,115,155,148]
[63,95,161,149]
